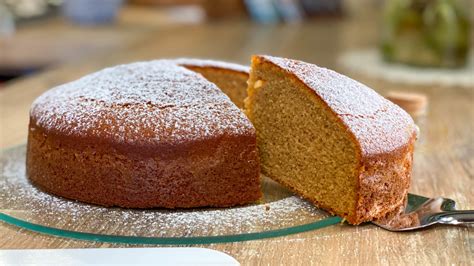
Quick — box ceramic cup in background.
[62,0,124,25]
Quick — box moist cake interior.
[183,67,248,108]
[245,58,359,218]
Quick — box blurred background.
[0,0,472,96]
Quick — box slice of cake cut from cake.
[173,58,250,109]
[27,60,261,208]
[245,55,417,224]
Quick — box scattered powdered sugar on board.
[0,146,328,237]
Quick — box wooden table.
[1,15,473,265]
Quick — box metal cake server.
[373,193,474,232]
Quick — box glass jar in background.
[381,0,471,68]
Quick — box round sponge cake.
[27,60,261,208]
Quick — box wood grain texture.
[0,11,473,266]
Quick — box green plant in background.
[381,0,471,68]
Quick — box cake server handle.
[432,210,474,225]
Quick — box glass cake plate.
[0,145,341,245]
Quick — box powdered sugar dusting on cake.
[1,146,328,237]
[259,55,416,156]
[30,60,254,147]
[172,58,250,74]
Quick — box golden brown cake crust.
[252,55,417,224]
[27,60,261,208]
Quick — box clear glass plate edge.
[0,212,342,245]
